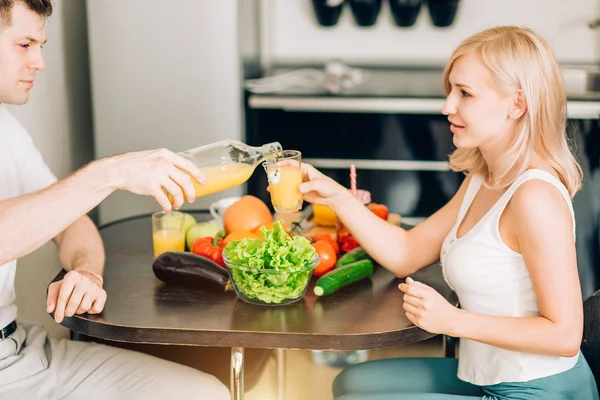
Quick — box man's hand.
[101,148,207,212]
[47,270,107,323]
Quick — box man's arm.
[0,158,115,266]
[47,214,107,324]
[0,147,206,267]
[53,215,105,278]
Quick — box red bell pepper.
[337,225,360,253]
[340,236,359,253]
[191,231,226,268]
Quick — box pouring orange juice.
[166,140,283,203]
[264,150,303,213]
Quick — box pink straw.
[350,164,357,197]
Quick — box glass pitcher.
[174,140,283,199]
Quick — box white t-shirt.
[0,105,57,329]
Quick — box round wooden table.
[51,211,457,399]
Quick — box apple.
[186,222,221,249]
[161,212,196,233]
[182,213,197,234]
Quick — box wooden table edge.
[55,311,437,350]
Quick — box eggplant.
[152,251,232,291]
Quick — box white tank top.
[441,169,579,386]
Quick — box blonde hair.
[443,26,582,198]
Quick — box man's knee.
[162,366,230,400]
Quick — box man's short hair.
[0,0,52,27]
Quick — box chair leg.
[444,335,457,358]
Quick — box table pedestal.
[229,347,285,399]
[231,347,244,399]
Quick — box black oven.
[245,108,463,221]
[243,66,600,298]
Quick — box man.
[0,1,229,399]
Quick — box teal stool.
[332,288,600,400]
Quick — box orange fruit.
[223,195,273,234]
[223,230,260,244]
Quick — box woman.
[298,26,599,399]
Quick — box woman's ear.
[509,89,527,119]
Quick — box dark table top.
[54,211,457,350]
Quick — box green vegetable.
[314,259,374,297]
[223,220,317,304]
[336,246,373,267]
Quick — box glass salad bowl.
[223,254,319,306]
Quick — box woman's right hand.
[298,163,348,206]
[98,148,207,211]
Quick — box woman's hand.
[298,163,348,206]
[399,277,458,335]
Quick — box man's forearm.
[54,215,105,278]
[0,159,116,266]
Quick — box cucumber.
[336,246,373,267]
[314,259,374,296]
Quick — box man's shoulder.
[0,105,33,144]
[0,104,24,127]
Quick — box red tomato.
[312,233,339,255]
[312,240,337,277]
[369,203,389,220]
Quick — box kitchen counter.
[247,65,600,119]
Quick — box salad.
[223,220,318,304]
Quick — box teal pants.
[332,353,599,400]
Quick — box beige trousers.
[0,322,230,400]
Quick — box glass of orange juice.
[264,150,303,213]
[152,211,186,258]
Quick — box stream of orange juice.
[153,229,185,257]
[168,163,255,202]
[269,164,303,212]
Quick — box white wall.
[262,0,600,66]
[9,0,94,339]
[86,0,246,224]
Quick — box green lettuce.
[223,220,317,304]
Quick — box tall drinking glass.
[264,150,303,213]
[152,211,185,258]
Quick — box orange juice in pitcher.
[191,163,254,197]
[168,140,283,202]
